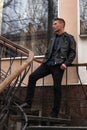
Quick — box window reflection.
[80,0,87,36]
[1,0,58,56]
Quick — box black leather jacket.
[43,32,76,66]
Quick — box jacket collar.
[51,32,69,51]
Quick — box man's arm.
[64,35,76,66]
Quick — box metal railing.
[0,35,34,130]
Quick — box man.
[22,18,76,118]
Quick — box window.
[1,0,58,55]
[80,0,87,37]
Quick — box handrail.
[34,56,87,99]
[0,35,34,93]
[34,56,87,67]
[34,57,87,85]
[0,36,29,57]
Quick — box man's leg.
[24,63,50,108]
[51,65,64,117]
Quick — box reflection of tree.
[3,0,13,8]
[2,0,57,34]
[80,0,87,35]
[80,0,87,20]
[2,0,23,34]
[48,0,54,44]
[28,23,35,35]
[1,0,58,55]
[2,0,48,34]
[36,25,43,35]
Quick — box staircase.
[0,35,34,130]
[0,36,87,130]
[0,36,71,130]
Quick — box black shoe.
[50,111,58,118]
[20,102,31,109]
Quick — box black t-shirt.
[46,34,61,66]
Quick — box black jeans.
[26,63,64,115]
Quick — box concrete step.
[10,107,71,126]
[11,115,71,127]
[26,126,87,130]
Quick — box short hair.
[53,17,65,27]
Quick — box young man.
[22,18,76,118]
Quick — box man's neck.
[56,30,64,35]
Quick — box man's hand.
[60,63,67,70]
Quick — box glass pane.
[80,0,87,36]
[1,0,58,56]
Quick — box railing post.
[65,67,70,116]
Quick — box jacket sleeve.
[64,35,76,66]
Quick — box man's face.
[52,20,62,32]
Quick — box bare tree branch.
[3,0,13,8]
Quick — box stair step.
[11,115,71,125]
[26,126,87,130]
